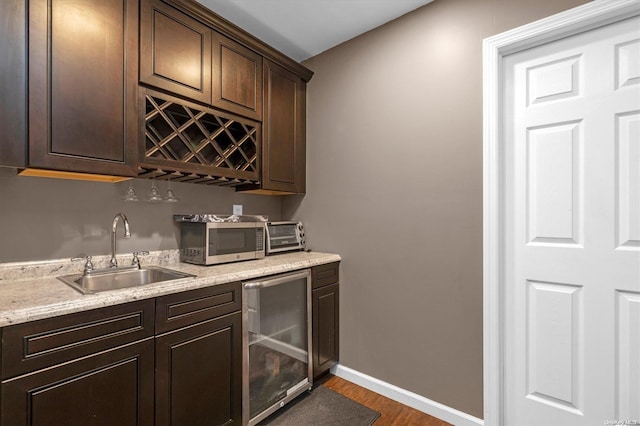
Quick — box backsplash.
[0,168,283,263]
[0,250,179,282]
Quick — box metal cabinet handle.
[243,282,263,289]
[243,269,310,290]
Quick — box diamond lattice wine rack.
[139,90,260,186]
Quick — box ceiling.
[196,0,434,62]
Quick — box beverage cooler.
[242,269,312,425]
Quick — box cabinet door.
[212,32,262,121]
[0,0,26,168]
[28,0,138,176]
[1,339,154,426]
[156,312,242,426]
[140,0,212,104]
[312,282,339,380]
[262,60,306,193]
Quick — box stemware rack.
[139,89,260,187]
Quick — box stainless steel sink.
[58,266,195,294]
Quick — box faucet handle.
[131,251,150,268]
[72,256,94,275]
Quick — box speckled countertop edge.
[0,251,341,327]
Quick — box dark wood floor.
[321,375,451,426]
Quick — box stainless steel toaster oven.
[265,221,305,255]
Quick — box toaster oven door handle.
[243,269,310,290]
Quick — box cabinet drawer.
[1,299,154,379]
[312,262,340,289]
[156,281,241,334]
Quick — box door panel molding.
[615,290,640,420]
[483,1,640,424]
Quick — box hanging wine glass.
[122,183,139,202]
[146,181,164,202]
[164,180,179,203]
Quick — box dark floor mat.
[259,386,380,426]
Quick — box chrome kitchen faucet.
[110,213,131,268]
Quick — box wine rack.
[140,90,260,186]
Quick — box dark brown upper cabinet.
[259,59,307,194]
[27,0,139,177]
[212,32,263,121]
[139,0,310,191]
[140,0,212,104]
[3,0,313,186]
[0,0,26,168]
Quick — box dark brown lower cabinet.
[0,339,155,426]
[312,262,340,380]
[156,311,242,426]
[0,265,336,425]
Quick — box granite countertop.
[0,251,341,328]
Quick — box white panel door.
[504,15,640,425]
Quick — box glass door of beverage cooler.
[242,269,312,425]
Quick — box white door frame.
[482,1,640,424]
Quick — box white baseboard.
[331,364,484,426]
